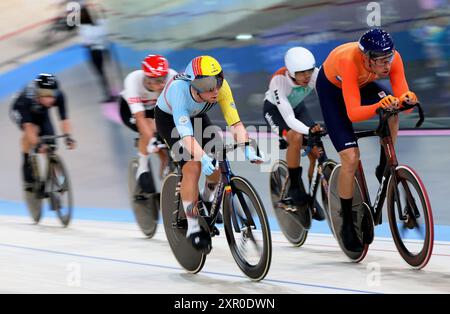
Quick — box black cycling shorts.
[316,67,392,152]
[119,96,156,133]
[12,110,55,137]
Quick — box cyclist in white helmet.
[263,47,324,223]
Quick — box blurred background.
[105,0,450,128]
[0,0,449,220]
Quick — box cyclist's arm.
[124,73,154,138]
[55,92,73,135]
[217,79,241,127]
[270,75,310,134]
[341,59,379,122]
[173,108,197,157]
[56,92,67,120]
[169,85,206,160]
[60,119,72,136]
[389,52,409,97]
[216,80,251,144]
[230,122,248,144]
[124,73,146,115]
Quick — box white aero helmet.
[284,47,316,78]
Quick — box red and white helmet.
[142,54,169,78]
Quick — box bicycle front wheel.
[48,155,73,227]
[387,165,434,269]
[160,173,206,274]
[270,160,308,246]
[224,176,272,281]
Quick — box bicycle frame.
[309,139,330,201]
[353,105,424,226]
[32,137,65,198]
[173,143,256,234]
[354,129,395,226]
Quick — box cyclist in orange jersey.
[316,28,419,251]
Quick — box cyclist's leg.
[180,161,213,250]
[135,114,159,192]
[156,109,215,249]
[181,115,222,232]
[294,103,317,183]
[317,67,361,249]
[13,106,40,154]
[156,148,169,179]
[285,130,309,203]
[196,114,222,201]
[119,98,155,188]
[317,67,359,198]
[338,148,360,198]
[21,123,40,184]
[21,123,40,152]
[146,109,170,178]
[263,100,287,149]
[23,114,54,188]
[13,105,40,184]
[264,101,307,205]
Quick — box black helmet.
[35,73,58,90]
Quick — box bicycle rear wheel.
[387,165,434,269]
[270,160,308,246]
[328,165,369,262]
[224,176,272,281]
[24,155,43,224]
[48,155,73,227]
[128,159,159,238]
[161,173,206,274]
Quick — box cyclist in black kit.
[10,73,76,190]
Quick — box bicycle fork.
[381,136,419,222]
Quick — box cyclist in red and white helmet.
[119,54,177,193]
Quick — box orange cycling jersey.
[323,42,409,122]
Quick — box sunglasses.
[372,55,395,67]
[37,89,56,97]
[369,51,395,66]
[191,73,224,93]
